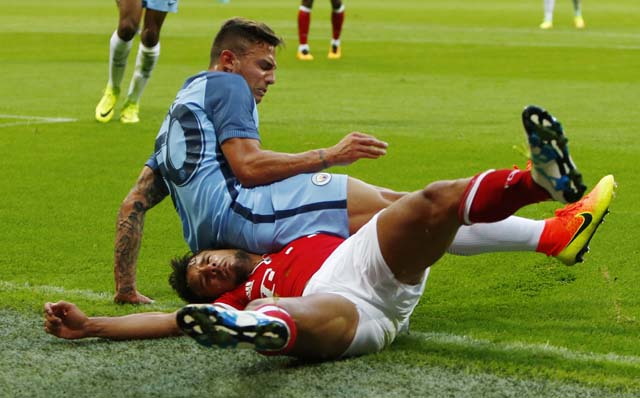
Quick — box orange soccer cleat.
[537,175,616,265]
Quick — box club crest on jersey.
[311,173,332,186]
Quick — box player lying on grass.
[45,114,615,360]
[113,19,604,308]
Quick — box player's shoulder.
[201,72,252,103]
[206,71,249,89]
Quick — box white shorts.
[302,211,429,357]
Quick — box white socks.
[543,0,556,22]
[447,216,545,256]
[108,30,133,92]
[126,42,160,104]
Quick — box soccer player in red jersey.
[44,109,615,359]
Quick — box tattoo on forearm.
[113,168,167,295]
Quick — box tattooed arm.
[114,166,168,304]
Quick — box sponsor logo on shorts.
[312,172,332,186]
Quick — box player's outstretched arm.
[44,301,181,340]
[114,166,168,304]
[221,132,388,187]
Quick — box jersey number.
[164,104,204,186]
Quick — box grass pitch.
[1,0,639,396]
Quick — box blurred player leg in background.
[297,1,314,60]
[297,0,345,60]
[96,0,171,124]
[540,0,555,29]
[540,0,584,29]
[327,0,345,59]
[572,0,585,29]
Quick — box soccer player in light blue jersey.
[112,18,602,305]
[95,0,178,124]
[114,18,390,304]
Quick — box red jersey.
[214,234,344,309]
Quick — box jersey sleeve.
[145,153,158,170]
[204,73,261,144]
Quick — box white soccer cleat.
[176,304,290,352]
[522,105,586,204]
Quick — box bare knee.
[117,18,139,41]
[330,0,342,9]
[418,179,469,221]
[301,0,314,8]
[140,28,160,47]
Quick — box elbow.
[233,168,263,188]
[118,194,147,220]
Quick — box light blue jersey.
[147,72,348,253]
[143,0,178,13]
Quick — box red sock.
[298,7,311,46]
[254,304,298,356]
[459,169,550,225]
[331,6,345,40]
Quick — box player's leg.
[120,8,167,124]
[297,0,314,60]
[447,174,613,263]
[246,295,358,359]
[177,294,358,359]
[573,0,585,28]
[346,174,606,264]
[378,105,587,283]
[95,0,142,123]
[327,0,345,59]
[540,0,555,29]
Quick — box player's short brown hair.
[210,17,283,61]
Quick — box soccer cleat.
[176,304,290,352]
[539,20,553,29]
[296,49,314,61]
[574,16,585,29]
[522,105,586,204]
[95,86,119,123]
[327,44,341,60]
[120,101,140,124]
[538,175,616,265]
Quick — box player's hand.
[325,132,388,167]
[114,290,154,305]
[44,301,90,340]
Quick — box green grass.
[1,0,639,396]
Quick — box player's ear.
[219,49,239,72]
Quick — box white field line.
[0,114,77,128]
[4,280,639,367]
[0,280,180,311]
[413,331,640,367]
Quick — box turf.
[1,0,639,396]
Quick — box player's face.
[186,249,252,299]
[235,43,277,104]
